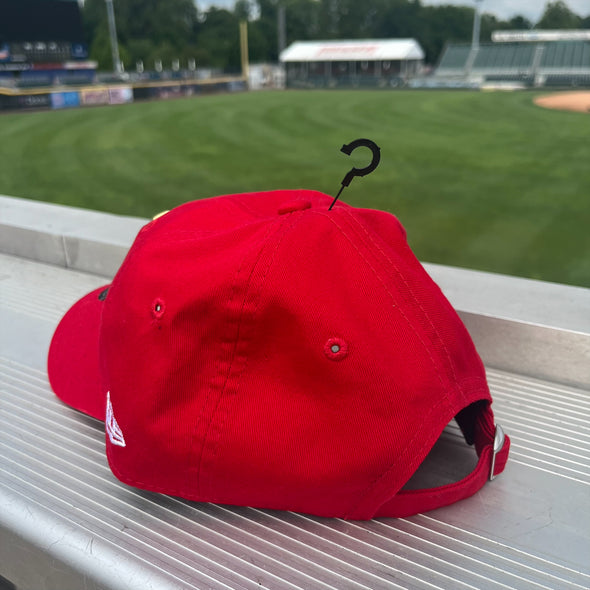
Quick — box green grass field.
[1,90,589,287]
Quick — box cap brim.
[48,285,109,421]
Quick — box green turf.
[1,89,589,287]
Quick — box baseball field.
[0,89,589,287]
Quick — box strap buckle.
[489,424,505,481]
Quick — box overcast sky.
[198,1,590,23]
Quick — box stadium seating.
[541,41,590,69]
[436,41,590,87]
[472,44,535,70]
[437,45,472,71]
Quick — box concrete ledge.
[0,195,145,277]
[425,263,590,388]
[2,194,589,388]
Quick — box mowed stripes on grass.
[1,89,589,287]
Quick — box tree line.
[82,0,590,72]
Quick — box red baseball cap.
[48,189,509,519]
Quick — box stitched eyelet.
[324,337,348,361]
[152,298,166,319]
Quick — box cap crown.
[100,190,490,519]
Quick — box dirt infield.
[534,91,590,113]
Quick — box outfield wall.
[0,76,246,112]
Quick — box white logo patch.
[106,391,126,447]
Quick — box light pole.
[472,0,484,49]
[277,2,286,58]
[105,0,123,74]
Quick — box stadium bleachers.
[472,44,535,70]
[436,40,590,87]
[541,41,590,69]
[437,45,473,71]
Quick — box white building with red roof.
[280,39,425,88]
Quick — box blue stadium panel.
[18,71,53,87]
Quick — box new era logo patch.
[106,391,126,447]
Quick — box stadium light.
[472,0,483,49]
[105,0,123,74]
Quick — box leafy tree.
[195,7,241,69]
[357,0,421,40]
[419,4,473,64]
[246,0,319,61]
[88,23,117,70]
[234,0,254,21]
[83,0,198,69]
[508,15,533,30]
[479,14,501,42]
[283,0,321,43]
[118,0,197,46]
[325,0,378,38]
[317,0,341,39]
[82,0,587,71]
[252,0,278,59]
[537,1,582,29]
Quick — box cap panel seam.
[312,210,451,401]
[195,212,308,498]
[340,208,462,397]
[310,210,464,518]
[201,212,309,499]
[346,388,491,518]
[347,377,491,519]
[215,194,272,219]
[189,216,286,497]
[344,394,449,518]
[225,191,301,219]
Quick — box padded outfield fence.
[0,76,246,112]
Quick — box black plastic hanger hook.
[329,139,381,210]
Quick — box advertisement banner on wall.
[108,86,133,105]
[19,93,52,109]
[81,88,109,106]
[0,93,51,111]
[51,91,80,109]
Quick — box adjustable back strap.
[374,411,510,519]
